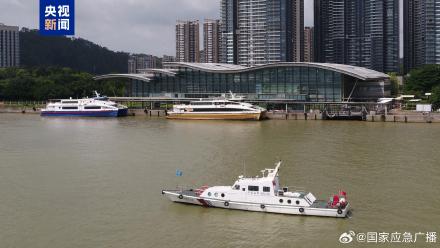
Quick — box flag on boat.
[176,169,183,177]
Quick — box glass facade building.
[314,0,399,73]
[220,0,304,66]
[93,63,390,102]
[403,0,440,74]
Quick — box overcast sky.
[1,0,402,57]
[1,0,314,56]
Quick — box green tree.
[431,86,440,110]
[388,72,400,97]
[0,67,126,101]
[405,64,440,96]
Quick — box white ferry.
[41,94,128,117]
[162,161,351,218]
[166,99,266,120]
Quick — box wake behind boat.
[162,161,351,218]
[41,93,128,117]
[166,99,266,120]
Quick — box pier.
[2,98,439,123]
[104,97,440,123]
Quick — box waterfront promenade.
[2,102,439,123]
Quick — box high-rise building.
[220,0,304,66]
[163,55,175,63]
[314,0,399,73]
[128,54,158,73]
[204,19,221,63]
[0,24,20,68]
[176,20,200,63]
[404,0,440,74]
[220,0,238,64]
[200,50,206,63]
[304,27,314,62]
[292,0,305,62]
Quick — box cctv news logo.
[39,0,75,36]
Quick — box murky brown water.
[0,114,439,247]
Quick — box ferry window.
[84,106,101,110]
[263,187,270,192]
[242,188,245,191]
[234,185,240,190]
[248,186,259,191]
[279,199,284,203]
[208,192,211,196]
[62,107,78,110]
[296,200,300,205]
[221,193,225,198]
[287,200,292,204]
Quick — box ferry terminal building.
[95,62,390,102]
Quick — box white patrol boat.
[166,99,266,120]
[162,161,350,218]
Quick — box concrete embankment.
[367,112,440,123]
[0,105,40,114]
[2,104,440,123]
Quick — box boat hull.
[162,190,350,218]
[117,108,129,117]
[166,112,262,120]
[41,110,119,117]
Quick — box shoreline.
[1,106,439,123]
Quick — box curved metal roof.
[94,62,389,82]
[93,74,151,81]
[136,68,177,76]
[165,62,247,71]
[164,62,389,81]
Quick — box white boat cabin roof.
[188,99,241,105]
[232,161,281,189]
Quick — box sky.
[0,0,314,56]
[1,0,403,57]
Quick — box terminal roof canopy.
[94,62,390,82]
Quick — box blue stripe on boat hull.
[117,108,129,117]
[41,110,119,117]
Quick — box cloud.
[0,0,313,56]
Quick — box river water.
[0,114,439,247]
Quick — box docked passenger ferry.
[162,161,350,218]
[41,94,128,117]
[166,99,266,120]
